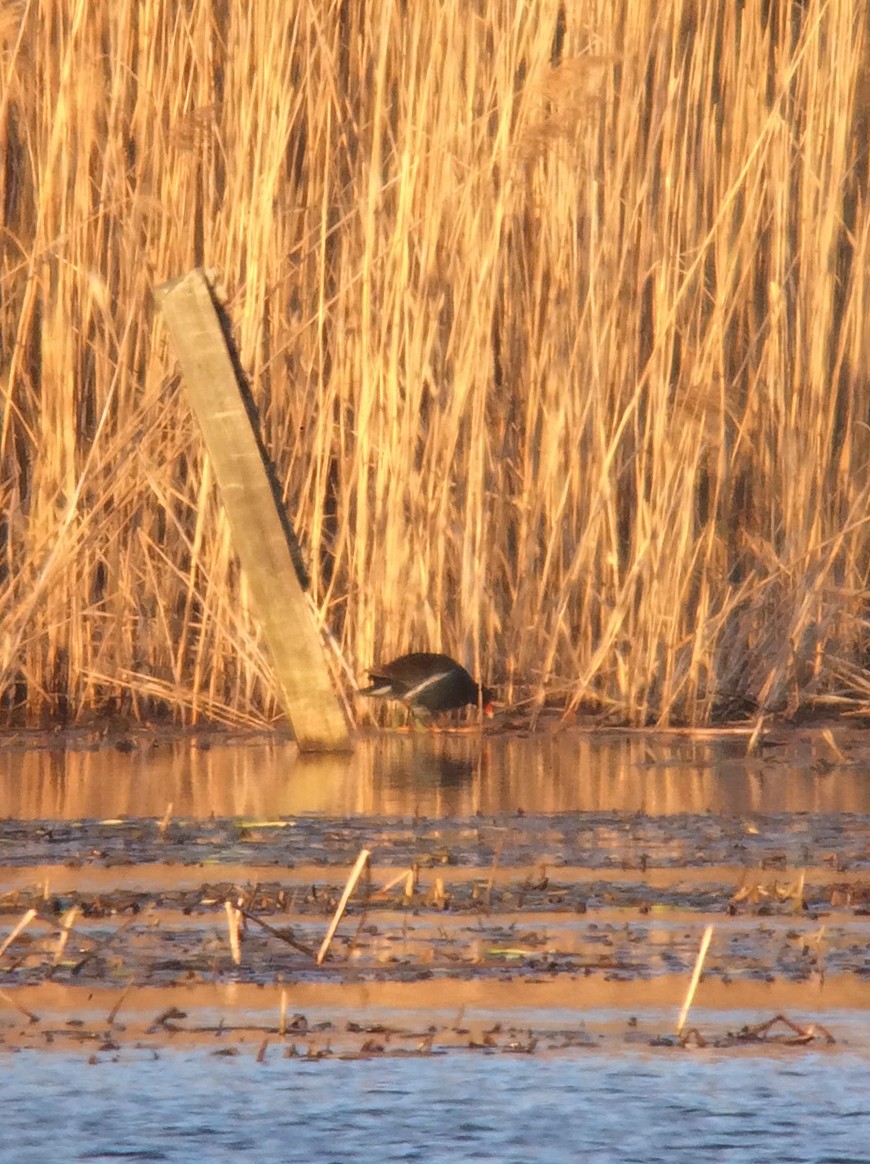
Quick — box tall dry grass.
[1,0,869,728]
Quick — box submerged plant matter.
[1,2,869,725]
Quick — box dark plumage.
[360,652,494,717]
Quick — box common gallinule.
[360,652,494,717]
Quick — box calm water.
[1,1049,868,1163]
[1,729,868,820]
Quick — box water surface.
[1,729,866,820]
[2,727,869,1161]
[1,1048,868,1163]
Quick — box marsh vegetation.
[1,2,869,726]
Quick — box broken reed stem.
[347,858,373,957]
[317,848,371,965]
[279,988,288,1037]
[0,988,39,1023]
[52,907,79,965]
[484,838,504,910]
[792,869,806,913]
[0,908,37,960]
[71,910,143,974]
[378,867,415,895]
[820,728,847,763]
[159,803,173,836]
[746,715,766,756]
[108,977,136,1024]
[676,924,714,1036]
[240,908,315,958]
[225,900,243,966]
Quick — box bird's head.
[479,686,496,718]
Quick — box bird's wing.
[402,670,452,702]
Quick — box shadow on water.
[1,728,869,820]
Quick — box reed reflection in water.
[0,731,868,821]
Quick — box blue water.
[1,1049,867,1163]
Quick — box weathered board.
[155,269,351,752]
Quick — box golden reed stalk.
[1,2,869,727]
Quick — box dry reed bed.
[1,2,869,726]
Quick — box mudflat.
[1,727,868,1058]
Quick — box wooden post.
[154,269,351,752]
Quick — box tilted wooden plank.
[155,269,351,752]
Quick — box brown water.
[2,727,870,1161]
[1,727,868,820]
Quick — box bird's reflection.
[380,750,475,790]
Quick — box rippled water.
[1,1049,868,1163]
